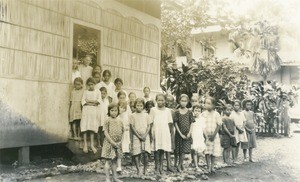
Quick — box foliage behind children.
[101,103,124,182]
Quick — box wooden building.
[0,0,161,155]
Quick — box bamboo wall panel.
[1,0,160,88]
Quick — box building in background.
[0,0,161,150]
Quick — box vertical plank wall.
[0,0,161,148]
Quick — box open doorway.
[73,24,101,67]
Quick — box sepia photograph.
[0,0,300,181]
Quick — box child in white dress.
[150,94,173,175]
[191,104,206,169]
[81,77,101,154]
[117,91,131,173]
[79,55,93,86]
[97,87,109,148]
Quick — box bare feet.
[83,145,88,153]
[91,146,97,154]
[105,178,111,182]
[113,178,123,182]
[167,166,176,172]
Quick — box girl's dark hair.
[117,90,127,98]
[94,64,102,70]
[107,103,120,117]
[192,104,202,111]
[114,78,123,85]
[143,87,150,92]
[92,71,101,77]
[100,87,107,92]
[74,77,83,85]
[128,92,136,98]
[145,100,155,113]
[86,77,96,85]
[102,70,112,77]
[179,94,189,101]
[134,98,145,108]
[233,99,241,106]
[155,93,166,101]
[205,96,216,106]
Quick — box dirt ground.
[2,127,300,182]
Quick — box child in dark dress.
[221,104,236,164]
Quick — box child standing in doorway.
[242,99,257,162]
[174,94,194,172]
[79,55,93,85]
[72,59,81,83]
[203,97,222,173]
[130,98,152,176]
[81,77,101,154]
[69,77,84,140]
[101,103,124,182]
[150,94,173,175]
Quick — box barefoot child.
[69,77,84,140]
[191,104,206,169]
[231,100,248,162]
[221,104,236,164]
[97,87,109,148]
[242,99,257,162]
[101,103,124,182]
[174,94,194,172]
[117,91,131,173]
[129,98,152,176]
[81,77,101,153]
[203,97,222,173]
[150,94,173,175]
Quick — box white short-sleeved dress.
[129,112,152,155]
[150,107,173,152]
[119,105,132,153]
[191,115,206,153]
[203,110,222,156]
[231,111,248,143]
[78,65,93,85]
[81,89,101,133]
[99,97,109,128]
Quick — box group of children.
[70,55,257,182]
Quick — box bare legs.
[234,142,240,162]
[154,150,165,175]
[243,148,254,162]
[205,154,216,173]
[82,131,97,153]
[134,153,149,176]
[104,158,123,182]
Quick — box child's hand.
[181,134,186,139]
[248,130,252,134]
[112,142,118,148]
[186,133,191,138]
[230,134,235,138]
[238,130,244,134]
[209,135,215,142]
